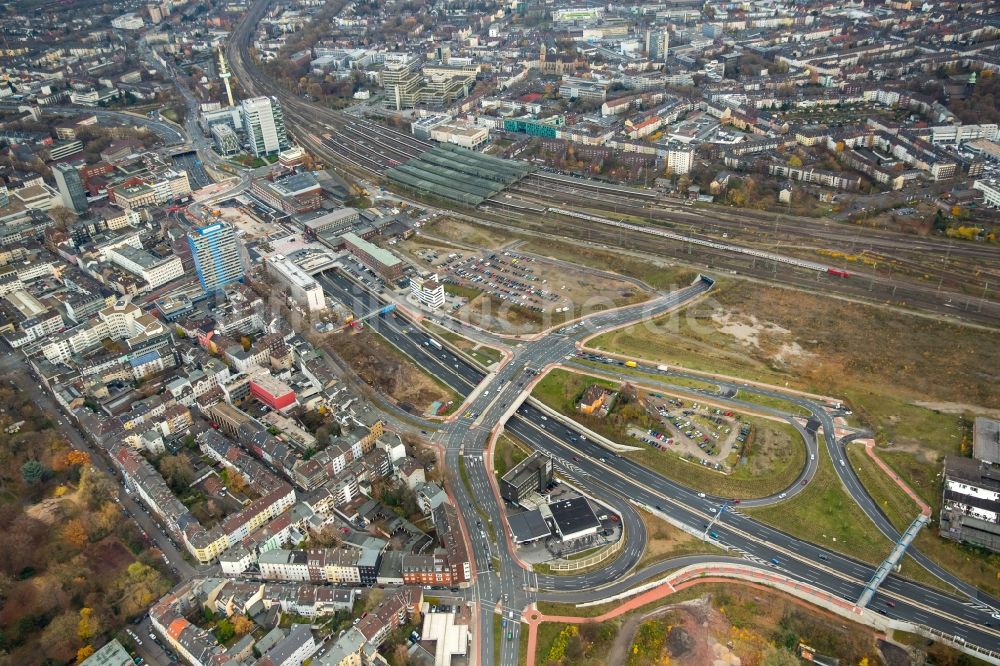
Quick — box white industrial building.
[267,255,326,311]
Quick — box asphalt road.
[315,269,1000,663]
[0,103,186,145]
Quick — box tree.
[232,614,254,636]
[159,455,195,493]
[788,155,803,168]
[215,618,235,643]
[41,610,80,662]
[77,607,100,642]
[113,562,169,618]
[228,472,249,495]
[48,206,77,230]
[79,466,115,510]
[76,645,95,663]
[63,518,89,549]
[20,459,47,485]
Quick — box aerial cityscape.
[0,0,999,665]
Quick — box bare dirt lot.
[322,326,457,414]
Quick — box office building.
[499,452,553,504]
[645,29,669,61]
[342,232,403,280]
[241,96,289,157]
[187,222,245,293]
[410,274,445,309]
[267,256,325,311]
[53,163,88,214]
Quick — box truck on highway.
[656,364,670,371]
[625,360,638,368]
[428,339,443,350]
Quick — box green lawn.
[746,443,892,565]
[734,390,812,417]
[493,434,531,479]
[444,283,482,301]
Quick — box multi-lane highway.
[312,266,1000,664]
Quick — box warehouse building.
[939,417,1000,552]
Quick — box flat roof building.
[974,417,1000,465]
[342,232,403,280]
[499,451,552,505]
[508,509,551,544]
[940,455,1000,553]
[267,256,325,312]
[549,496,601,542]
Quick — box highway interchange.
[37,4,994,660]
[311,264,1000,664]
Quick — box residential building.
[188,222,245,293]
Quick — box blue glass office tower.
[187,221,244,293]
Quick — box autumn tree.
[41,610,80,662]
[76,645,95,663]
[159,455,195,494]
[77,607,100,642]
[112,562,169,618]
[63,518,89,549]
[232,614,254,636]
[228,471,249,495]
[79,466,115,510]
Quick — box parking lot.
[630,394,750,471]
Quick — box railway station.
[385,144,533,206]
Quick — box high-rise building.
[240,96,289,156]
[187,222,245,293]
[53,163,88,214]
[645,29,669,62]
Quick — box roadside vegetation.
[535,584,885,666]
[423,321,504,368]
[747,443,893,565]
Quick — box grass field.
[586,278,1000,585]
[533,369,807,499]
[636,509,721,570]
[747,444,892,565]
[493,434,530,479]
[521,237,698,291]
[846,445,1000,596]
[734,389,812,417]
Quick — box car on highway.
[779,493,787,499]
[508,631,513,640]
[770,558,781,566]
[697,492,706,498]
[885,600,896,607]
[572,456,580,461]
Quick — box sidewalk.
[861,439,932,516]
